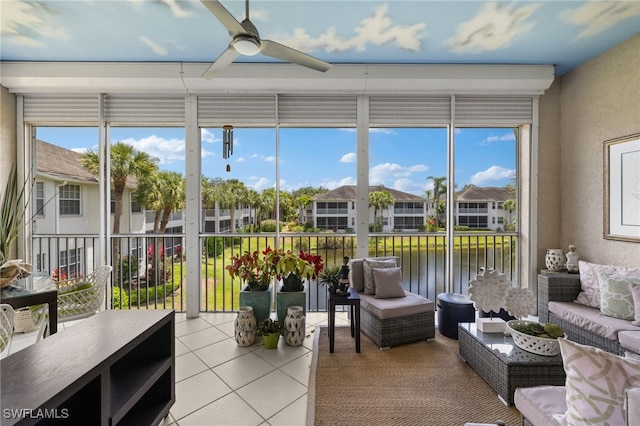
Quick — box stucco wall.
[0,86,17,192]
[539,34,640,268]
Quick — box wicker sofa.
[515,384,640,425]
[349,256,435,348]
[538,271,640,356]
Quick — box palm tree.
[295,194,312,225]
[369,190,395,231]
[426,176,447,227]
[81,142,158,234]
[220,179,247,233]
[279,191,294,223]
[245,188,261,231]
[200,176,217,211]
[136,171,185,285]
[81,142,157,277]
[424,189,433,217]
[260,188,277,221]
[502,199,516,231]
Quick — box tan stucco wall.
[0,85,17,192]
[538,34,640,268]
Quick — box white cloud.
[201,129,216,144]
[559,1,639,39]
[201,147,214,159]
[275,4,425,53]
[119,135,184,166]
[479,132,516,146]
[158,0,193,18]
[393,178,424,194]
[140,36,168,56]
[370,162,428,186]
[2,1,70,48]
[370,128,396,135]
[470,165,515,186]
[321,176,357,190]
[340,152,356,163]
[446,2,541,53]
[249,176,270,191]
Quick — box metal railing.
[31,232,517,313]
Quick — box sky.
[35,126,516,197]
[2,1,638,76]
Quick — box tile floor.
[9,310,353,426]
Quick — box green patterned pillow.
[557,338,640,425]
[598,272,637,320]
[362,258,396,295]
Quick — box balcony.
[32,232,517,313]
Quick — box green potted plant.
[271,248,323,327]
[257,318,282,349]
[1,164,30,265]
[318,265,341,292]
[318,256,350,295]
[226,249,277,324]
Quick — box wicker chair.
[0,304,16,358]
[57,265,112,323]
[349,257,435,348]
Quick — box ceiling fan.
[200,0,332,79]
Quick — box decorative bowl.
[506,320,564,357]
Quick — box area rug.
[307,326,522,425]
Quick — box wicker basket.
[507,320,563,357]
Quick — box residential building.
[455,186,514,231]
[312,185,426,232]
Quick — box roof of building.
[36,140,97,183]
[36,139,137,186]
[455,186,514,202]
[313,185,426,201]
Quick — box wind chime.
[223,125,233,172]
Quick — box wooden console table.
[1,310,175,425]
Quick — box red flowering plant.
[269,248,324,292]
[226,248,276,291]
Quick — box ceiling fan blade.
[202,45,241,79]
[201,0,244,37]
[260,40,332,72]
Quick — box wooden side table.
[328,287,360,353]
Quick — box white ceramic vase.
[234,306,257,347]
[565,245,579,273]
[545,249,565,271]
[284,305,305,346]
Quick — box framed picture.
[604,133,640,242]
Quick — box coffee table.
[458,322,565,406]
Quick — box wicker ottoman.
[437,292,475,339]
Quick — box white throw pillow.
[372,267,406,299]
[575,261,640,309]
[362,258,396,295]
[557,338,640,425]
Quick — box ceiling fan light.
[233,36,260,56]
